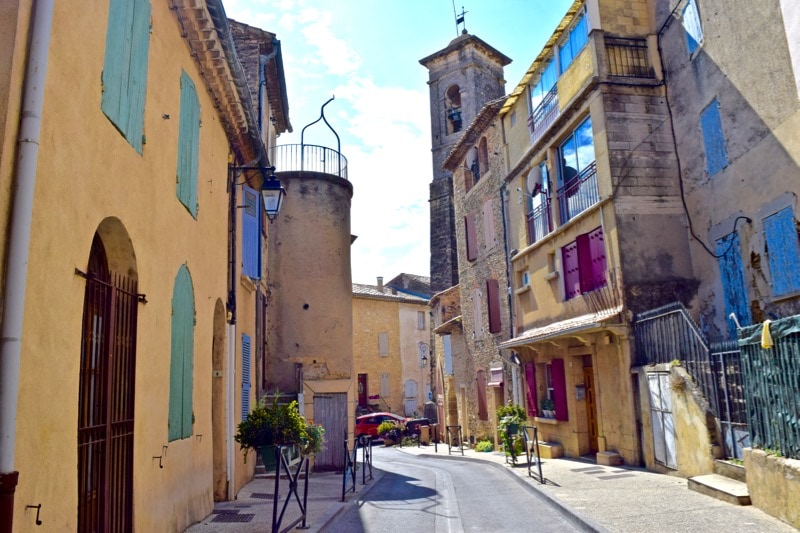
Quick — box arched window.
[169,264,195,441]
[478,137,489,176]
[445,85,463,134]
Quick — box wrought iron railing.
[272,143,348,180]
[562,267,623,318]
[606,37,654,79]
[528,85,559,145]
[526,192,552,245]
[557,161,599,224]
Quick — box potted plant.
[234,393,315,471]
[376,420,404,446]
[497,403,526,465]
[540,397,555,418]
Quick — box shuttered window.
[378,332,389,356]
[471,288,484,339]
[700,98,728,176]
[563,227,606,300]
[177,71,200,218]
[486,278,501,333]
[483,200,496,248]
[241,334,251,421]
[241,186,261,279]
[682,0,704,54]
[562,240,581,300]
[717,233,751,338]
[443,334,453,375]
[524,363,538,417]
[763,207,800,296]
[380,373,390,398]
[476,370,488,421]
[168,265,194,441]
[551,358,569,421]
[101,0,151,153]
[465,214,478,261]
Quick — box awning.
[499,306,624,349]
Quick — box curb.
[306,469,386,533]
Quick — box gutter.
[0,1,55,531]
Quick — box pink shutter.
[476,370,488,420]
[576,233,593,293]
[465,214,477,261]
[562,240,580,299]
[588,227,607,290]
[551,358,569,421]
[525,363,538,417]
[486,278,501,333]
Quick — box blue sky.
[224,0,574,284]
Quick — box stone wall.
[745,448,800,529]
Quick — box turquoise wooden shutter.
[242,334,251,421]
[764,207,800,296]
[169,265,194,440]
[177,71,200,218]
[101,0,151,153]
[716,233,751,338]
[241,187,261,278]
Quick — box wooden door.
[358,374,368,407]
[584,367,599,453]
[313,393,347,470]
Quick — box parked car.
[355,412,408,438]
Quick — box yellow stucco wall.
[8,1,232,530]
[745,448,800,529]
[596,0,651,36]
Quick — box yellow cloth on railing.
[761,319,774,349]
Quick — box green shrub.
[475,440,493,452]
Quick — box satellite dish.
[526,167,542,194]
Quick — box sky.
[223,0,574,285]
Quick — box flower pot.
[507,423,520,435]
[258,445,290,472]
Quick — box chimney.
[377,276,384,293]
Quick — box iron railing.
[557,162,599,224]
[526,192,552,245]
[711,341,749,458]
[529,85,559,146]
[605,37,654,79]
[738,318,800,459]
[272,144,348,180]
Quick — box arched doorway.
[77,221,138,532]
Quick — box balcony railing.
[526,192,552,245]
[272,144,349,180]
[557,162,599,225]
[605,37,654,79]
[528,85,559,146]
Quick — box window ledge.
[772,289,800,304]
[534,416,559,425]
[544,271,559,281]
[515,284,531,296]
[240,275,257,293]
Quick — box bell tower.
[420,30,511,293]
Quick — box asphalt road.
[325,446,581,532]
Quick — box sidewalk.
[187,443,796,532]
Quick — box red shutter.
[465,214,477,261]
[476,370,488,420]
[562,240,580,299]
[576,233,593,293]
[525,363,538,417]
[588,227,607,290]
[551,358,569,421]
[486,278,501,333]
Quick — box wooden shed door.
[313,393,347,470]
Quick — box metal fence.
[738,318,800,459]
[605,37,654,79]
[272,143,348,180]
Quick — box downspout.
[0,1,55,531]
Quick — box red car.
[355,412,408,438]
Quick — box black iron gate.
[77,236,138,532]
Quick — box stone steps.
[688,473,751,506]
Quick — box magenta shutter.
[576,233,594,293]
[525,363,538,417]
[562,240,580,299]
[465,214,477,261]
[476,370,488,420]
[551,358,569,421]
[588,227,607,290]
[486,279,501,333]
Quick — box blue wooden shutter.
[177,71,200,217]
[763,207,800,296]
[241,187,261,278]
[716,233,751,338]
[101,0,151,153]
[169,265,194,440]
[241,334,251,421]
[700,98,728,176]
[551,358,569,421]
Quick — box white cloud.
[297,8,361,76]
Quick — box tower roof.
[419,31,512,68]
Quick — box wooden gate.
[313,393,347,470]
[77,236,138,532]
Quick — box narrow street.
[326,447,580,532]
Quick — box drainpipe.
[0,1,54,531]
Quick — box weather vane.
[452,1,468,35]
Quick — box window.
[378,332,389,356]
[168,265,194,440]
[764,207,800,296]
[563,226,607,300]
[476,370,488,421]
[530,59,558,112]
[700,98,728,176]
[443,334,453,375]
[548,359,569,421]
[558,12,589,73]
[465,214,478,261]
[380,373,390,397]
[524,363,538,417]
[483,200,496,248]
[241,186,261,279]
[471,288,485,339]
[558,116,598,223]
[241,334,251,422]
[682,0,704,55]
[527,161,552,243]
[177,71,200,218]
[486,279,502,334]
[101,0,151,153]
[417,311,426,330]
[446,85,462,134]
[716,232,751,338]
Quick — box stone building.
[352,276,431,417]
[420,31,511,293]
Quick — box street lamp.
[419,342,429,410]
[259,166,285,222]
